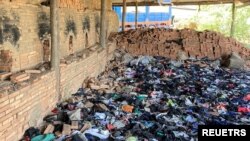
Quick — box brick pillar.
[50,0,61,101]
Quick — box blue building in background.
[113,0,172,30]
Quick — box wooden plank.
[236,2,250,8]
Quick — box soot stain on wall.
[3,24,20,46]
[95,14,100,34]
[83,16,90,32]
[65,18,77,36]
[41,0,50,6]
[37,12,50,40]
[0,16,21,46]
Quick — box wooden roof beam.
[112,0,250,6]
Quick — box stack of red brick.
[109,28,250,60]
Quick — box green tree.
[188,4,250,45]
[234,6,250,45]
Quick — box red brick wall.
[60,43,116,99]
[0,1,119,72]
[0,71,57,141]
[0,43,116,141]
[0,1,119,139]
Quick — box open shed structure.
[0,0,249,141]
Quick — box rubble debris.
[59,63,67,67]
[89,83,100,90]
[109,28,250,60]
[10,73,30,83]
[69,109,81,121]
[22,49,250,141]
[25,70,42,74]
[228,52,245,69]
[36,62,51,72]
[62,124,71,135]
[0,81,12,94]
[43,124,55,134]
[0,72,12,81]
[0,61,52,95]
[71,121,79,130]
[177,50,188,61]
[84,101,94,108]
[80,122,91,133]
[97,103,109,111]
[221,52,246,69]
[85,77,111,91]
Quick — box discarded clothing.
[22,49,250,141]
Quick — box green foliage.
[195,5,232,36]
[187,4,250,45]
[234,6,250,44]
